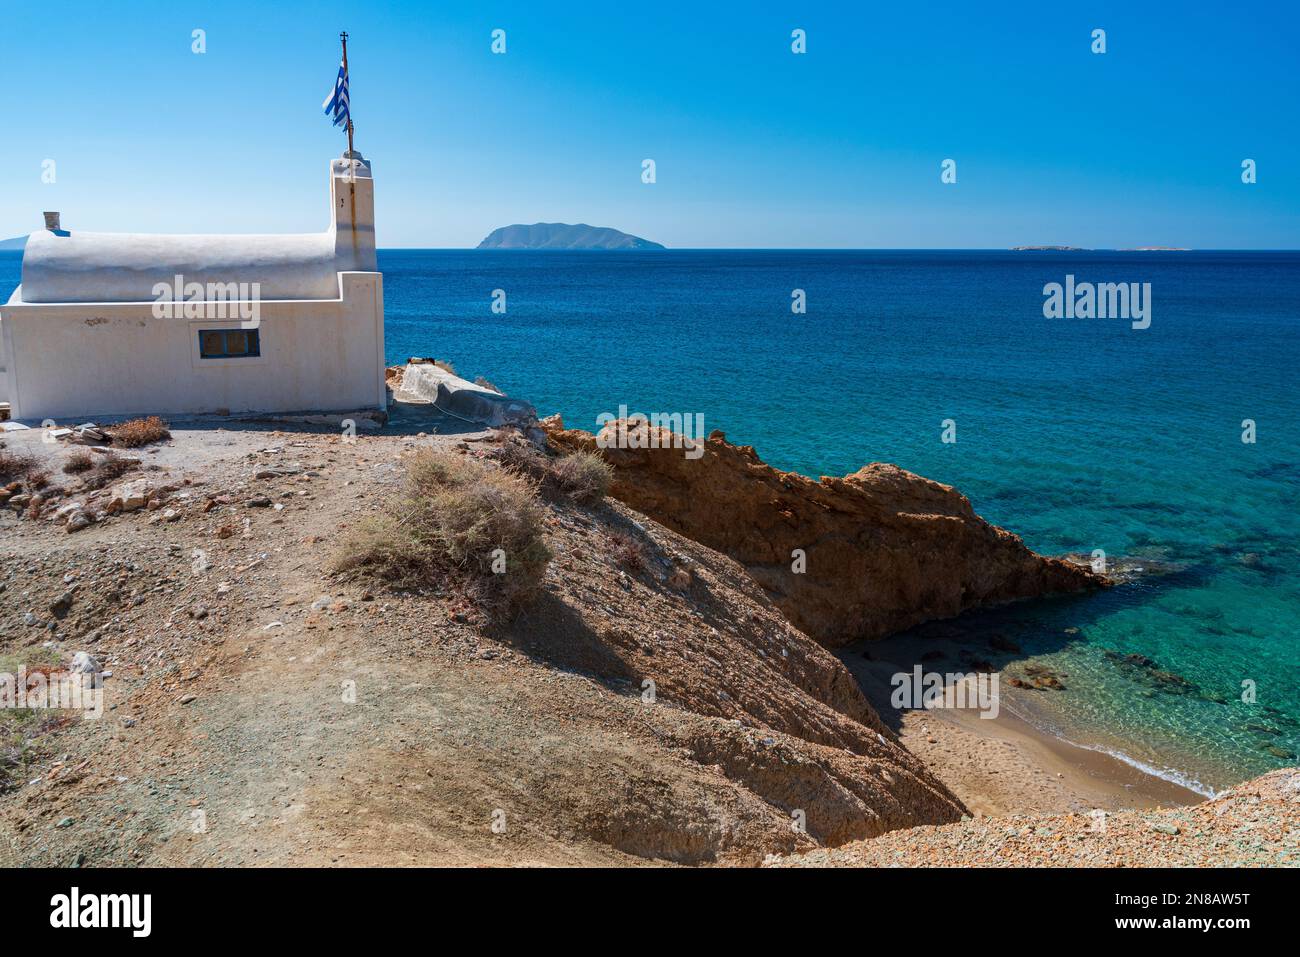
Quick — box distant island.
[0,235,28,251]
[1011,244,1192,252]
[477,223,664,250]
[1010,245,1087,251]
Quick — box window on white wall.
[199,329,260,359]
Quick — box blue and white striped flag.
[322,60,350,128]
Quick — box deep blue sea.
[4,248,1298,792]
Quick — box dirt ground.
[0,398,962,867]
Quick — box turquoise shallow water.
[3,248,1297,790]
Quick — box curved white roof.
[16,157,375,304]
[20,230,340,303]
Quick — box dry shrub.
[0,647,63,793]
[490,435,549,480]
[433,359,456,375]
[406,449,478,492]
[474,376,502,393]
[334,450,550,613]
[548,452,613,504]
[111,416,171,448]
[607,531,647,571]
[1,715,49,794]
[331,515,432,585]
[24,470,48,491]
[82,453,137,491]
[0,447,35,483]
[63,450,94,474]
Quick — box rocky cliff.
[544,418,1103,646]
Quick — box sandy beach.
[839,633,1205,818]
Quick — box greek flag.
[322,60,350,128]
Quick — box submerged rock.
[987,633,1022,653]
[1021,662,1067,690]
[1103,649,1201,697]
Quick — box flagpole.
[340,31,355,158]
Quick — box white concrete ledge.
[399,363,536,427]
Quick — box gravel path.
[769,768,1300,867]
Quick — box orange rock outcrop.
[544,418,1102,646]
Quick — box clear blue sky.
[4,0,1297,248]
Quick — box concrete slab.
[398,363,537,428]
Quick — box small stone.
[66,511,94,532]
[246,497,273,508]
[107,479,153,514]
[178,693,197,705]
